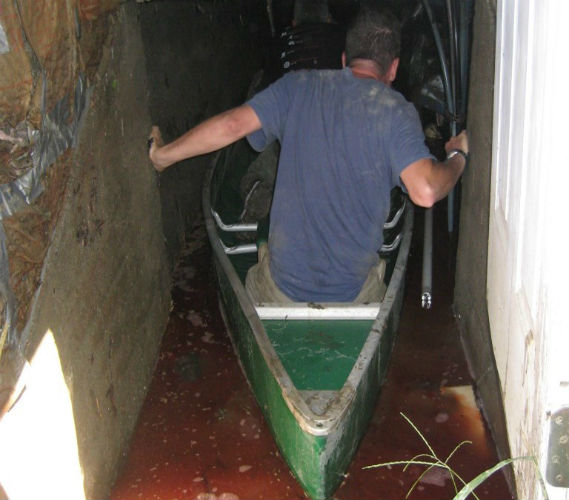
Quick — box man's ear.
[341,52,346,68]
[387,58,400,83]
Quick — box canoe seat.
[255,302,380,321]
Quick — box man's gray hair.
[345,4,401,75]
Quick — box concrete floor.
[111,202,514,500]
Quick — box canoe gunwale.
[202,149,414,437]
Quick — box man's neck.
[348,59,390,85]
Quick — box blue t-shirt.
[246,68,431,301]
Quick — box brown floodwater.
[111,204,514,500]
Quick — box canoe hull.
[204,147,412,499]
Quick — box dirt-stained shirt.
[247,68,431,302]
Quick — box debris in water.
[188,311,207,327]
[197,494,239,500]
[201,332,216,344]
[418,466,450,487]
[435,412,449,423]
[173,353,201,382]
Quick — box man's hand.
[145,106,262,173]
[445,130,469,156]
[148,126,166,171]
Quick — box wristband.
[446,149,469,169]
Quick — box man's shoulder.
[279,68,343,84]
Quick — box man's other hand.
[148,126,166,171]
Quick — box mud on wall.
[1,0,266,496]
[452,0,515,492]
[1,2,171,498]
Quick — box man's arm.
[400,130,468,207]
[148,104,262,171]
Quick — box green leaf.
[401,412,438,457]
[453,457,533,500]
[363,459,440,470]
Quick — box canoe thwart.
[383,198,407,229]
[380,233,402,253]
[212,210,258,232]
[220,241,258,255]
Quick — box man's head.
[345,4,401,79]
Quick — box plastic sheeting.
[0,73,89,218]
[0,0,120,126]
[0,223,16,352]
[79,0,121,21]
[0,1,33,126]
[0,71,89,350]
[0,21,9,54]
[0,0,114,354]
[16,0,79,113]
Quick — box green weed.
[363,412,548,500]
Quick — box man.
[149,5,468,304]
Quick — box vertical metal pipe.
[448,118,458,233]
[421,0,454,308]
[458,0,474,122]
[421,0,454,113]
[266,0,275,38]
[422,207,433,309]
[447,190,455,233]
[446,0,459,112]
[445,0,459,233]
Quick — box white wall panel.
[489,1,569,498]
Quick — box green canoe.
[203,139,413,499]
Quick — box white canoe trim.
[255,303,381,320]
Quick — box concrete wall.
[1,1,265,497]
[2,4,171,498]
[453,0,514,491]
[139,0,266,265]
